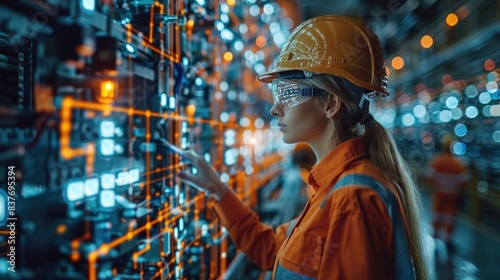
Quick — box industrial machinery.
[0,0,284,279]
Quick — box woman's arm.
[214,190,294,269]
[177,150,293,269]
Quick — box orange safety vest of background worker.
[425,139,468,251]
[214,137,416,279]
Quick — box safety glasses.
[271,79,328,111]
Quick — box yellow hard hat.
[257,15,389,97]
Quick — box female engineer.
[177,15,428,280]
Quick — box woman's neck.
[309,138,338,162]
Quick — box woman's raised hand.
[176,150,229,201]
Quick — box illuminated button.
[65,181,85,202]
[114,144,124,154]
[99,190,116,208]
[169,96,176,109]
[85,178,99,197]
[179,217,184,231]
[101,173,115,189]
[100,139,115,156]
[116,171,130,186]
[114,127,124,137]
[129,169,140,183]
[120,43,137,58]
[160,93,167,107]
[100,121,115,137]
[82,0,96,11]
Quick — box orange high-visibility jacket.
[427,153,467,193]
[214,137,415,279]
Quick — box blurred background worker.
[425,136,468,253]
[259,143,316,227]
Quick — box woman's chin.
[281,134,298,144]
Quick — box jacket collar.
[308,136,368,192]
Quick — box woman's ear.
[324,94,342,118]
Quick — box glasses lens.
[272,79,312,110]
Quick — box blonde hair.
[290,75,429,280]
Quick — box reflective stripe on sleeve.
[428,168,467,185]
[275,263,316,280]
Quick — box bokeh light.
[486,81,498,93]
[465,85,478,98]
[484,59,496,71]
[441,74,453,85]
[478,92,492,104]
[223,51,233,62]
[465,106,479,118]
[445,96,459,109]
[420,35,434,48]
[391,56,404,70]
[454,124,467,137]
[446,13,459,26]
[452,141,466,155]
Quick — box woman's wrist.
[212,183,229,201]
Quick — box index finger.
[159,138,185,156]
[183,150,200,163]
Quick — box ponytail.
[365,121,429,280]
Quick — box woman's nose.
[269,103,283,117]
